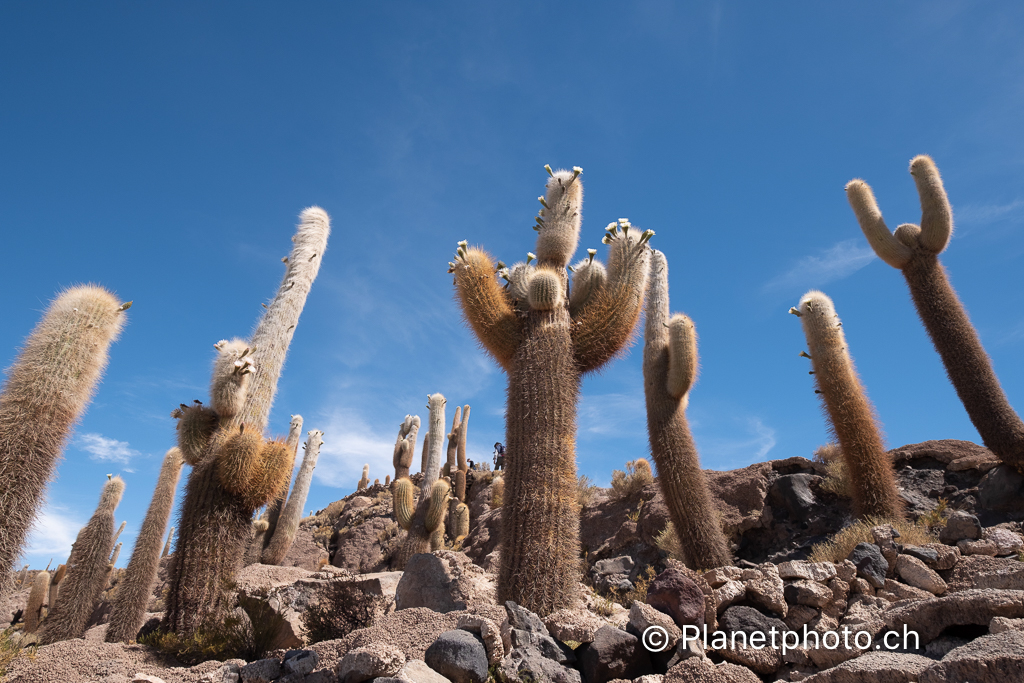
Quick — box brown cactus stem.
[902,254,1024,469]
[498,307,581,614]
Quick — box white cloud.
[78,433,140,465]
[762,239,876,296]
[955,199,1024,226]
[314,410,396,489]
[695,416,777,470]
[23,502,83,559]
[579,393,646,436]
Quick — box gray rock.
[508,628,575,665]
[799,651,934,682]
[978,465,1024,511]
[338,644,406,683]
[578,625,653,683]
[900,545,939,565]
[504,601,546,634]
[919,630,1024,683]
[939,511,982,544]
[499,645,582,683]
[283,650,320,677]
[592,556,635,577]
[847,543,887,589]
[985,527,1024,556]
[424,630,489,683]
[396,659,452,683]
[769,474,819,518]
[240,659,283,683]
[894,555,946,595]
[784,580,832,608]
[395,553,494,613]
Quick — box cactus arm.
[568,257,606,316]
[209,339,255,418]
[425,479,451,532]
[422,394,446,491]
[393,478,415,530]
[666,315,699,402]
[845,179,913,269]
[527,268,565,311]
[24,570,50,633]
[261,430,323,565]
[535,168,583,268]
[393,415,419,481]
[162,528,174,557]
[799,291,903,519]
[446,406,462,477]
[172,401,219,466]
[909,155,953,254]
[452,247,522,370]
[263,414,303,546]
[571,230,651,374]
[234,438,292,511]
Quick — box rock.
[132,676,166,683]
[332,516,393,573]
[778,561,837,583]
[921,543,960,570]
[705,462,773,537]
[713,581,746,614]
[978,465,1024,511]
[337,644,406,683]
[835,560,857,583]
[947,452,1001,472]
[800,651,934,682]
[900,545,939,565]
[396,659,453,683]
[504,601,547,634]
[894,555,947,595]
[592,556,636,592]
[741,563,787,617]
[847,543,887,589]
[240,659,283,683]
[939,511,982,544]
[848,578,873,596]
[769,474,819,518]
[957,538,998,556]
[348,572,405,600]
[457,614,504,665]
[544,608,606,644]
[507,627,575,665]
[784,580,833,608]
[877,579,933,603]
[647,568,708,629]
[664,657,761,682]
[283,649,320,677]
[499,645,582,683]
[715,606,787,675]
[984,527,1024,556]
[424,630,489,683]
[884,588,1024,643]
[918,630,1024,682]
[578,625,653,683]
[990,616,1024,633]
[395,552,495,613]
[945,555,1024,591]
[702,567,741,589]
[870,525,900,570]
[783,605,819,631]
[629,602,682,649]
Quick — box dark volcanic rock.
[578,625,653,683]
[647,568,707,629]
[848,542,888,588]
[424,630,489,683]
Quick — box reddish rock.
[647,568,707,629]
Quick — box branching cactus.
[40,476,125,644]
[261,429,323,565]
[0,286,128,597]
[392,394,451,568]
[24,570,50,634]
[165,207,330,637]
[263,414,303,549]
[445,405,471,542]
[451,167,652,614]
[642,251,731,570]
[358,464,370,491]
[847,157,1024,470]
[795,291,903,519]
[106,447,184,643]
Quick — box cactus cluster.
[445,405,471,543]
[0,286,127,597]
[451,166,652,614]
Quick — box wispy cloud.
[694,415,777,470]
[23,502,83,559]
[314,410,396,489]
[78,433,140,466]
[762,239,875,296]
[579,392,645,436]
[954,199,1024,237]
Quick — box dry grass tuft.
[808,517,939,564]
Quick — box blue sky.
[3,2,1023,570]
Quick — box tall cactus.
[262,414,303,548]
[445,405,471,543]
[451,167,652,614]
[0,286,127,597]
[358,464,370,491]
[261,429,323,565]
[40,476,125,644]
[795,291,903,519]
[24,570,50,634]
[846,156,1024,469]
[643,251,731,570]
[165,207,330,636]
[106,447,184,643]
[392,394,451,568]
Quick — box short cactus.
[106,447,184,643]
[643,251,731,570]
[358,464,370,491]
[796,290,903,520]
[165,207,329,637]
[40,476,125,644]
[0,286,127,597]
[444,405,471,541]
[261,429,324,565]
[846,156,1024,469]
[263,414,304,548]
[24,570,50,634]
[452,168,651,614]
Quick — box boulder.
[578,625,653,683]
[939,511,981,544]
[768,474,819,518]
[663,657,761,683]
[800,651,934,683]
[337,644,406,683]
[957,538,998,556]
[977,465,1024,511]
[395,552,495,613]
[499,645,582,683]
[714,606,787,675]
[847,543,887,589]
[647,568,707,629]
[240,658,282,683]
[396,659,453,683]
[741,563,787,617]
[984,527,1024,556]
[884,588,1024,643]
[424,630,489,683]
[918,630,1024,683]
[784,580,833,608]
[777,561,837,583]
[894,555,946,595]
[457,614,504,665]
[544,608,606,644]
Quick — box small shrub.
[655,522,684,561]
[626,500,644,523]
[917,498,949,534]
[576,474,598,509]
[1,628,24,677]
[622,565,656,608]
[808,517,939,564]
[814,443,851,498]
[610,459,653,502]
[302,579,389,644]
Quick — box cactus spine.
[452,168,651,614]
[105,447,184,643]
[847,156,1024,469]
[165,207,329,637]
[261,429,324,565]
[0,286,127,597]
[642,251,731,570]
[40,476,125,644]
[24,570,50,633]
[797,291,903,519]
[263,414,303,548]
[392,394,450,568]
